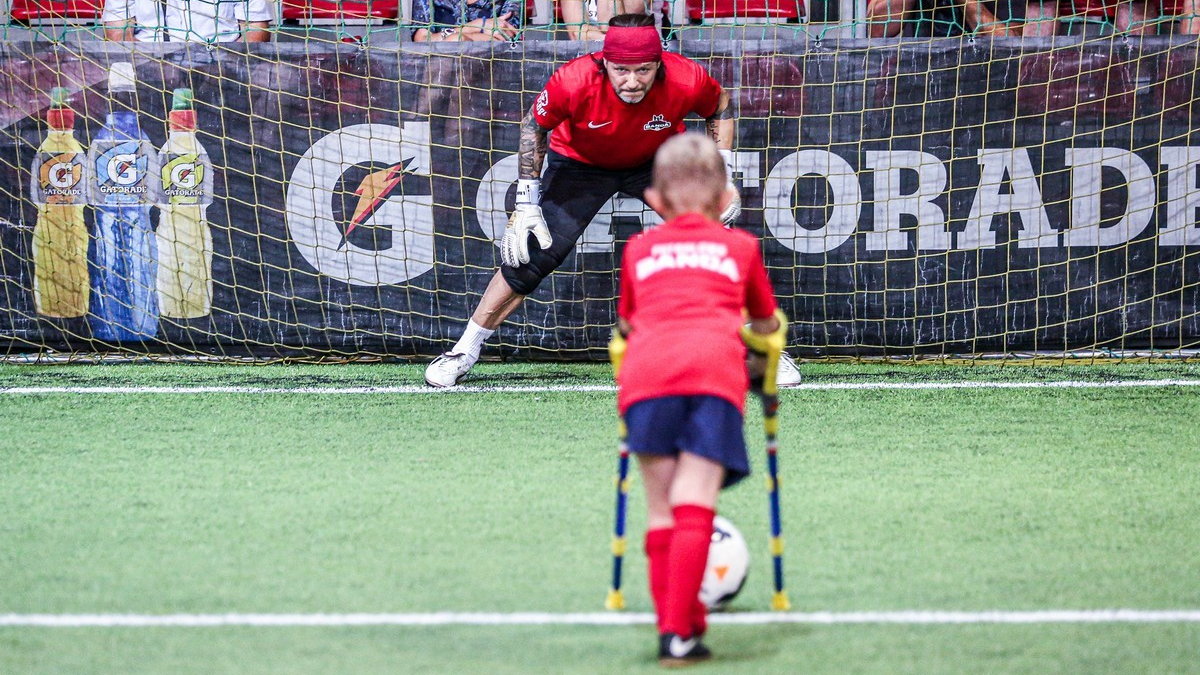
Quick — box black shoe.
[658,632,712,668]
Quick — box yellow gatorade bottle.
[156,87,214,319]
[30,87,89,317]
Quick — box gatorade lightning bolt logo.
[97,141,148,195]
[161,153,205,199]
[39,152,84,200]
[337,159,413,250]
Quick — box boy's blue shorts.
[623,395,750,488]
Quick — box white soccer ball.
[699,515,750,610]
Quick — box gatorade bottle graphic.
[30,87,88,318]
[87,62,159,341]
[156,88,214,319]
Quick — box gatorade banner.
[0,40,1198,357]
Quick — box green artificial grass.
[1,363,1198,673]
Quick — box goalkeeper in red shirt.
[610,132,787,666]
[424,12,801,388]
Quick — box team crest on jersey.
[644,115,671,132]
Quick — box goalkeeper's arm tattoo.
[518,113,549,180]
[705,91,734,150]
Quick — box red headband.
[603,25,662,65]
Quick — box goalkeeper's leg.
[426,154,622,387]
[425,273,524,388]
[777,352,802,387]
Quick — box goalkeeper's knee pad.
[500,263,547,296]
[500,243,571,295]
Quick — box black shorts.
[501,151,653,295]
[623,395,750,489]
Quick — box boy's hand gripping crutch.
[742,310,792,611]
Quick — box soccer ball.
[698,515,750,610]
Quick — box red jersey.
[616,213,777,414]
[531,51,723,170]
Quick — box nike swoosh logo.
[669,636,696,657]
[587,121,612,129]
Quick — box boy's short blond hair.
[651,133,727,216]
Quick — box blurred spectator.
[866,0,1016,35]
[1173,0,1200,32]
[1108,0,1166,33]
[1022,0,1059,34]
[411,0,522,40]
[103,0,273,42]
[1023,0,1183,34]
[560,0,646,39]
[684,0,804,24]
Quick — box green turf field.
[1,362,1199,673]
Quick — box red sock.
[691,595,708,638]
[644,528,671,632]
[662,504,715,638]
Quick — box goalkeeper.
[424,12,801,388]
[611,132,786,666]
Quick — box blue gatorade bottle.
[87,61,159,341]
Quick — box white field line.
[1,610,1199,627]
[1,379,1199,395]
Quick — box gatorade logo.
[39,153,84,199]
[284,123,435,286]
[162,153,205,198]
[339,162,411,250]
[170,160,200,189]
[97,142,148,195]
[47,159,82,189]
[108,154,139,185]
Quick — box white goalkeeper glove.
[500,179,552,267]
[718,149,741,226]
[719,184,741,227]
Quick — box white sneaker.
[777,352,802,387]
[424,352,478,388]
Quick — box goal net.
[1,3,1199,362]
